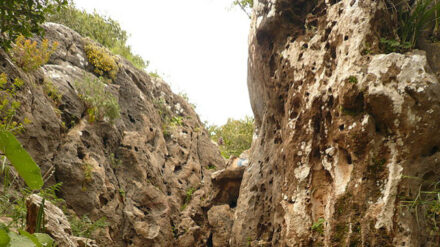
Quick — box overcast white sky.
[74,0,253,125]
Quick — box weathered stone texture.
[0,23,225,246]
[233,0,440,246]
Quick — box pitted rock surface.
[232,0,440,246]
[0,23,225,247]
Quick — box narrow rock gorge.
[2,0,440,246]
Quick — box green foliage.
[0,131,43,190]
[110,41,149,71]
[43,78,62,105]
[178,92,197,109]
[384,0,440,52]
[0,0,67,49]
[207,116,254,158]
[154,97,187,138]
[0,183,64,247]
[10,36,58,72]
[233,0,253,18]
[311,218,325,234]
[46,2,149,70]
[0,73,30,134]
[181,187,196,210]
[69,215,108,239]
[401,179,440,236]
[207,164,216,170]
[84,42,119,80]
[0,228,9,247]
[348,76,358,84]
[170,116,183,126]
[148,71,161,79]
[380,37,412,53]
[162,116,184,139]
[38,183,64,206]
[109,153,122,168]
[2,230,54,247]
[75,76,120,123]
[118,188,125,198]
[81,163,93,183]
[35,199,45,233]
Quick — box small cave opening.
[77,146,85,159]
[174,164,182,173]
[128,114,136,123]
[429,146,439,156]
[207,233,213,247]
[229,198,238,209]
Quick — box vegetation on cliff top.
[207,116,254,158]
[0,0,67,49]
[382,0,440,52]
[45,1,149,70]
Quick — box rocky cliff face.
[233,0,440,246]
[0,23,226,246]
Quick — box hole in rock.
[77,147,85,159]
[429,146,439,156]
[207,233,213,247]
[346,153,352,164]
[99,194,108,205]
[128,114,135,123]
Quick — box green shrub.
[181,187,196,210]
[81,163,93,183]
[84,42,119,80]
[233,0,253,18]
[43,78,62,105]
[110,41,149,70]
[384,0,440,52]
[46,3,149,70]
[207,116,254,158]
[401,178,440,236]
[69,215,108,239]
[75,76,120,123]
[0,73,30,134]
[149,71,161,79]
[10,35,58,72]
[0,0,67,49]
[348,76,358,84]
[311,218,325,234]
[178,92,197,109]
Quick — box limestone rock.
[0,22,225,246]
[26,194,96,247]
[207,205,234,247]
[232,0,440,246]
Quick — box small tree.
[208,116,254,158]
[0,0,67,49]
[233,0,253,18]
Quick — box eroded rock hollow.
[3,0,440,246]
[0,23,227,246]
[233,0,440,246]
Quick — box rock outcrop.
[232,0,440,246]
[4,1,440,246]
[26,194,98,247]
[0,23,225,246]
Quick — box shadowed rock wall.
[0,22,225,247]
[232,0,440,246]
